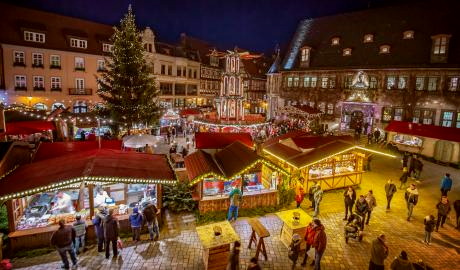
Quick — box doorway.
[350,111,364,129]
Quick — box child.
[288,233,301,269]
[423,215,436,245]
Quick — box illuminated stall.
[262,133,395,191]
[0,149,176,251]
[184,141,289,213]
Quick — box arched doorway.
[350,110,364,129]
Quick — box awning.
[0,149,176,200]
[195,132,253,149]
[4,121,55,135]
[179,108,201,117]
[385,121,460,143]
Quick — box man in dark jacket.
[312,219,327,270]
[436,196,451,231]
[343,186,356,220]
[405,184,419,221]
[143,203,160,241]
[385,179,397,210]
[369,234,389,270]
[390,250,414,270]
[51,219,77,269]
[104,209,119,259]
[412,158,423,180]
[355,195,370,229]
[92,207,106,252]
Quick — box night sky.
[2,0,424,53]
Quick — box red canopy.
[195,132,253,149]
[4,121,55,135]
[34,140,123,161]
[385,121,460,143]
[179,108,201,117]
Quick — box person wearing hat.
[73,214,87,254]
[369,234,389,270]
[129,207,143,242]
[288,233,301,269]
[390,250,415,270]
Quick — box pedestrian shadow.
[136,241,163,260]
[433,231,460,254]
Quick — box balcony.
[13,61,26,67]
[32,63,44,68]
[74,66,86,71]
[50,65,61,70]
[51,87,62,92]
[33,86,45,91]
[14,86,27,91]
[69,88,92,95]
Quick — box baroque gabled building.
[269,0,460,131]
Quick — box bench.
[247,218,270,260]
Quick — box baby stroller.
[344,213,364,243]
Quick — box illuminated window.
[24,31,45,43]
[327,103,334,115]
[441,111,454,127]
[415,77,425,90]
[318,102,326,113]
[34,103,47,110]
[403,31,414,39]
[343,48,352,56]
[13,51,25,65]
[321,77,328,88]
[75,57,85,70]
[293,77,299,87]
[51,77,61,90]
[369,76,378,89]
[382,107,393,122]
[32,53,44,67]
[386,76,407,90]
[432,35,449,55]
[364,34,374,43]
[303,76,317,88]
[301,47,310,62]
[33,76,44,90]
[447,77,459,91]
[331,37,340,46]
[379,45,390,54]
[427,77,438,91]
[287,77,293,87]
[50,55,61,68]
[70,38,87,49]
[102,43,113,52]
[422,109,434,124]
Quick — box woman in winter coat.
[423,215,436,245]
[301,222,316,266]
[288,234,301,270]
[343,186,356,220]
[390,250,415,270]
[365,190,377,225]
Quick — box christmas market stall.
[184,141,289,213]
[0,149,176,251]
[385,121,460,164]
[262,133,396,191]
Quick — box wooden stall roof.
[214,141,259,178]
[385,121,460,143]
[289,140,355,168]
[184,150,222,181]
[262,131,308,148]
[34,140,123,161]
[0,149,176,200]
[195,132,253,149]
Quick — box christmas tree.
[97,5,159,133]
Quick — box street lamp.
[27,96,32,107]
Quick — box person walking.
[435,196,451,231]
[402,152,409,169]
[313,184,323,217]
[412,157,423,180]
[308,182,319,209]
[50,219,77,269]
[369,234,389,270]
[440,173,453,197]
[104,209,119,259]
[343,186,356,220]
[295,185,305,208]
[227,187,242,221]
[247,257,261,270]
[365,190,377,225]
[373,128,381,144]
[288,233,301,269]
[73,215,87,255]
[143,203,160,241]
[227,241,241,270]
[92,207,106,252]
[129,207,143,242]
[312,219,327,270]
[390,250,415,270]
[454,200,460,229]
[399,167,409,189]
[423,215,436,245]
[355,195,370,229]
[301,221,316,266]
[385,179,397,210]
[408,155,416,179]
[405,184,419,221]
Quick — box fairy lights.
[192,119,269,129]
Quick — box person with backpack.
[73,215,87,255]
[129,207,143,242]
[104,209,119,259]
[405,184,419,221]
[143,203,160,241]
[423,215,436,245]
[227,187,242,222]
[92,207,106,252]
[288,233,301,270]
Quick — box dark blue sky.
[3,0,422,53]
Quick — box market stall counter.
[276,209,312,250]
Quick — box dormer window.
[70,38,87,49]
[102,43,113,52]
[403,30,414,39]
[431,34,451,63]
[300,46,311,67]
[364,34,374,43]
[144,43,153,53]
[331,37,340,46]
[343,48,352,56]
[379,45,391,54]
[24,31,45,43]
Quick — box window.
[321,77,328,88]
[160,83,173,95]
[210,56,219,67]
[398,77,407,89]
[32,53,44,67]
[177,66,182,77]
[403,31,414,39]
[13,51,25,66]
[287,77,293,87]
[144,43,153,53]
[300,47,310,63]
[457,112,460,128]
[412,109,420,123]
[386,76,396,90]
[161,64,166,75]
[369,76,378,89]
[364,34,374,43]
[441,111,454,127]
[24,31,45,43]
[168,66,173,76]
[327,103,334,115]
[70,38,87,49]
[175,84,186,95]
[318,102,326,113]
[293,77,299,87]
[386,76,407,90]
[75,78,85,89]
[50,55,61,68]
[382,108,392,122]
[415,77,425,91]
[51,77,62,90]
[97,60,105,71]
[379,45,390,54]
[102,43,113,52]
[75,57,85,70]
[344,75,353,89]
[343,48,352,56]
[14,75,27,90]
[427,77,438,91]
[303,76,317,88]
[447,77,459,91]
[432,35,448,55]
[421,110,434,124]
[394,108,403,121]
[73,101,87,113]
[193,70,197,79]
[331,37,340,46]
[187,84,198,95]
[33,76,45,90]
[33,103,47,110]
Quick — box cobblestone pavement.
[13,154,460,270]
